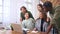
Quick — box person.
[43,2,54,34]
[43,1,55,19]
[33,12,48,32]
[42,1,59,34]
[37,4,43,12]
[22,12,35,31]
[48,0,60,34]
[20,6,34,21]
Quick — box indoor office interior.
[0,0,60,34]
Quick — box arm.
[46,24,53,34]
[33,20,38,31]
[20,17,23,23]
[46,7,60,34]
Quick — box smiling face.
[43,6,48,13]
[24,13,29,19]
[37,4,43,12]
[39,12,44,19]
[20,6,27,14]
[21,8,26,13]
[37,6,42,11]
[39,12,47,21]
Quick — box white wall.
[32,0,40,19]
[3,0,10,27]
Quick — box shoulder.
[29,18,34,20]
[35,18,41,23]
[20,12,22,14]
[44,22,48,24]
[55,6,60,11]
[54,6,60,16]
[55,5,60,9]
[36,18,40,21]
[22,20,26,23]
[20,12,23,16]
[27,11,31,14]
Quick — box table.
[0,30,49,34]
[27,31,42,34]
[27,31,50,34]
[0,30,23,34]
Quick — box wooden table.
[27,31,50,34]
[27,31,42,34]
[0,30,23,34]
[0,30,49,34]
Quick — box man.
[43,1,54,19]
[20,6,34,21]
[42,1,60,34]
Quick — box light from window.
[0,6,2,13]
[0,14,2,22]
[25,0,32,2]
[0,0,2,5]
[0,0,2,22]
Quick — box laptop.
[11,23,23,33]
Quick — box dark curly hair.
[43,1,52,8]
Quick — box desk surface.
[27,31,50,34]
[0,30,22,34]
[0,30,49,34]
[27,31,42,34]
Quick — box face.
[39,12,44,19]
[37,6,42,11]
[43,6,48,13]
[21,8,26,13]
[24,13,29,19]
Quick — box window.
[24,0,33,12]
[0,0,2,22]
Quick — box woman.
[37,4,43,12]
[33,12,48,32]
[22,12,35,31]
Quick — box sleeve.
[20,12,22,18]
[30,18,35,28]
[50,7,60,25]
[20,12,25,20]
[32,19,35,28]
[35,20,38,30]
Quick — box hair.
[20,6,26,10]
[43,1,52,8]
[37,4,43,8]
